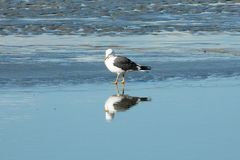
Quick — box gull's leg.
[121,73,125,85]
[113,73,119,85]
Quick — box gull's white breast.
[105,56,125,74]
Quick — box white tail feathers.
[137,65,151,71]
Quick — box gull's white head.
[105,48,114,58]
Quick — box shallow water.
[0,79,240,160]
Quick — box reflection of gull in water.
[104,85,151,121]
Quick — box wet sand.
[0,78,240,160]
[1,33,240,87]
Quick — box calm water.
[0,80,240,160]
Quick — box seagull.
[104,48,151,84]
[104,94,151,121]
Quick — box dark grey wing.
[113,95,139,111]
[113,56,138,71]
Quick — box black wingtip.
[140,66,151,70]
